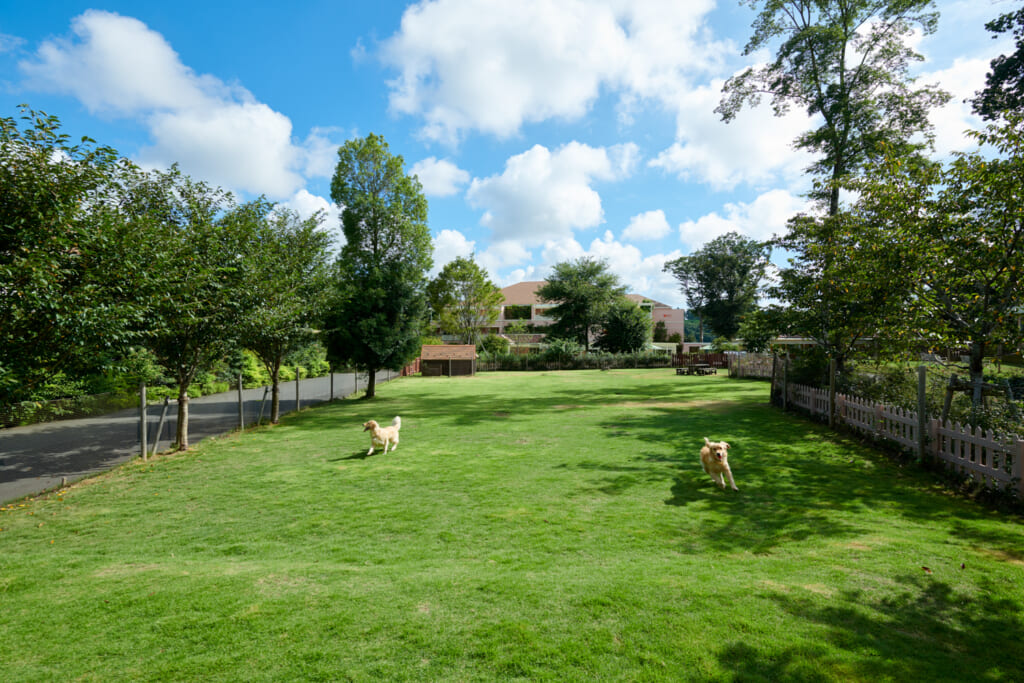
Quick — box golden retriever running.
[700,437,737,490]
[363,416,401,455]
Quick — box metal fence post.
[139,382,148,461]
[238,373,244,431]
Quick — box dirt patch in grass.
[608,400,732,411]
[975,547,1024,566]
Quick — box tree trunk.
[176,385,190,450]
[969,341,986,407]
[366,367,377,398]
[270,364,281,424]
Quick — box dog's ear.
[722,442,730,450]
[703,437,711,445]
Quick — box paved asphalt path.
[0,371,396,504]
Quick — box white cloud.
[921,57,989,156]
[411,157,470,197]
[380,0,724,144]
[430,229,477,275]
[138,103,304,198]
[478,240,533,283]
[466,141,635,245]
[677,189,809,250]
[18,10,334,199]
[649,79,814,191]
[279,189,345,251]
[622,209,670,241]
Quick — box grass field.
[1,370,1023,681]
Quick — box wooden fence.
[729,354,774,379]
[783,382,1024,497]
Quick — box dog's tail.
[392,416,401,430]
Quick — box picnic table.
[675,363,716,376]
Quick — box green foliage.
[653,320,668,342]
[122,165,257,448]
[326,134,433,398]
[537,257,626,351]
[770,211,910,373]
[479,333,510,355]
[426,255,502,345]
[663,232,768,339]
[594,298,651,353]
[0,106,145,402]
[851,116,1024,397]
[710,337,740,353]
[503,304,532,320]
[543,338,584,364]
[973,8,1024,120]
[737,309,776,354]
[718,0,948,215]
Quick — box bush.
[479,334,510,355]
[543,338,583,364]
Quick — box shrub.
[479,333,510,355]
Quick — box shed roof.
[420,344,478,360]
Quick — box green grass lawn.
[2,370,1022,681]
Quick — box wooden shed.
[420,345,478,377]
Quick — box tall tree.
[240,207,333,423]
[125,166,258,449]
[325,133,432,399]
[536,257,626,351]
[594,298,652,353]
[851,116,1024,405]
[717,0,949,215]
[0,106,143,402]
[768,211,909,375]
[973,7,1024,120]
[426,255,503,346]
[663,232,769,340]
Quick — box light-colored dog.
[363,416,401,455]
[700,437,737,490]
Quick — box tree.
[663,232,769,340]
[973,7,1024,120]
[240,207,333,423]
[125,166,257,449]
[426,255,503,345]
[769,211,909,376]
[717,0,949,216]
[536,257,626,351]
[325,134,432,399]
[0,106,144,402]
[851,116,1024,405]
[595,298,652,353]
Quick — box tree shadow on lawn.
[714,573,1024,681]
[587,400,1001,554]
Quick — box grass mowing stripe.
[0,370,1021,681]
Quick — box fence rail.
[783,382,1023,497]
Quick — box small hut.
[420,345,477,377]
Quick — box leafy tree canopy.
[426,255,503,346]
[664,232,769,340]
[595,298,652,353]
[0,106,144,401]
[536,257,626,351]
[973,7,1024,120]
[718,0,949,215]
[326,134,432,398]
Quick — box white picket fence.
[785,383,1024,496]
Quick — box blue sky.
[0,0,1010,307]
